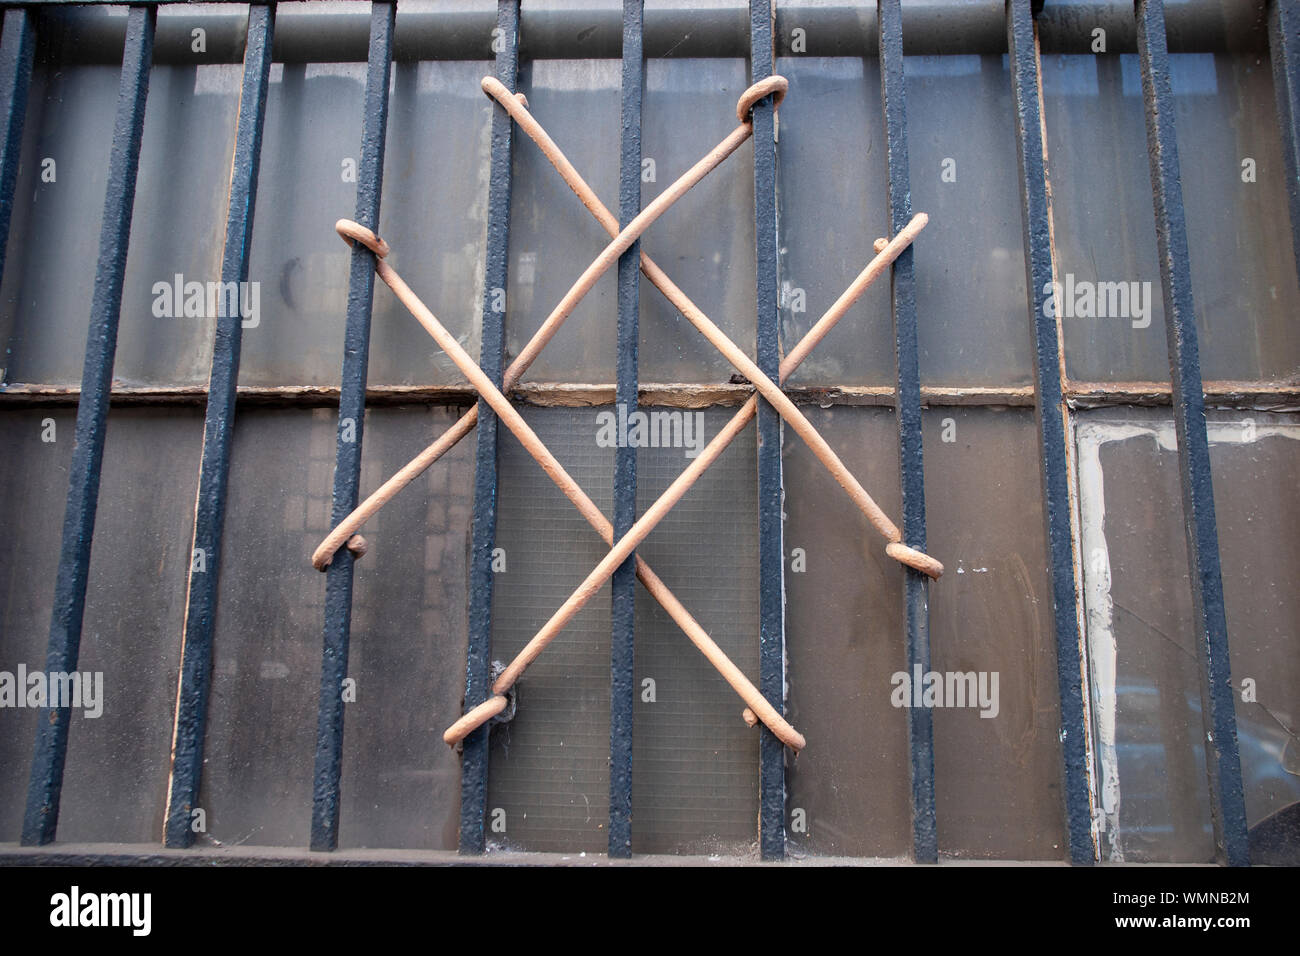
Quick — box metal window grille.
[0,0,1296,866]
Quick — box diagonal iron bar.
[325,76,934,751]
[310,76,787,572]
[323,79,810,747]
[336,221,801,749]
[443,78,939,743]
[481,76,941,580]
[341,209,926,751]
[444,210,931,745]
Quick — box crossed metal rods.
[316,74,942,753]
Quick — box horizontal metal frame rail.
[309,0,395,853]
[1134,0,1250,867]
[2,381,1295,410]
[164,1,276,850]
[17,1,1262,63]
[21,3,156,847]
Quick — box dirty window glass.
[0,408,201,844]
[197,406,473,850]
[1041,51,1300,384]
[0,62,240,388]
[486,406,759,855]
[785,405,1067,860]
[1075,406,1300,863]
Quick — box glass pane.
[631,406,759,855]
[485,405,760,853]
[338,404,475,850]
[1040,53,1168,383]
[368,59,494,388]
[1042,50,1300,383]
[786,405,1065,859]
[243,60,496,388]
[486,406,614,853]
[907,55,1032,387]
[0,61,241,388]
[0,60,117,387]
[638,58,755,384]
[240,62,365,389]
[0,408,201,843]
[200,405,473,848]
[777,56,893,388]
[784,405,910,858]
[505,59,621,384]
[1076,406,1300,863]
[0,409,76,841]
[923,406,1066,859]
[1173,51,1300,382]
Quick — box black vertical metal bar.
[1135,0,1249,867]
[21,5,155,847]
[1270,0,1300,281]
[608,0,643,860]
[0,7,35,286]
[750,0,786,862]
[458,0,519,856]
[164,3,275,850]
[1007,0,1096,865]
[877,0,937,864]
[309,1,394,853]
